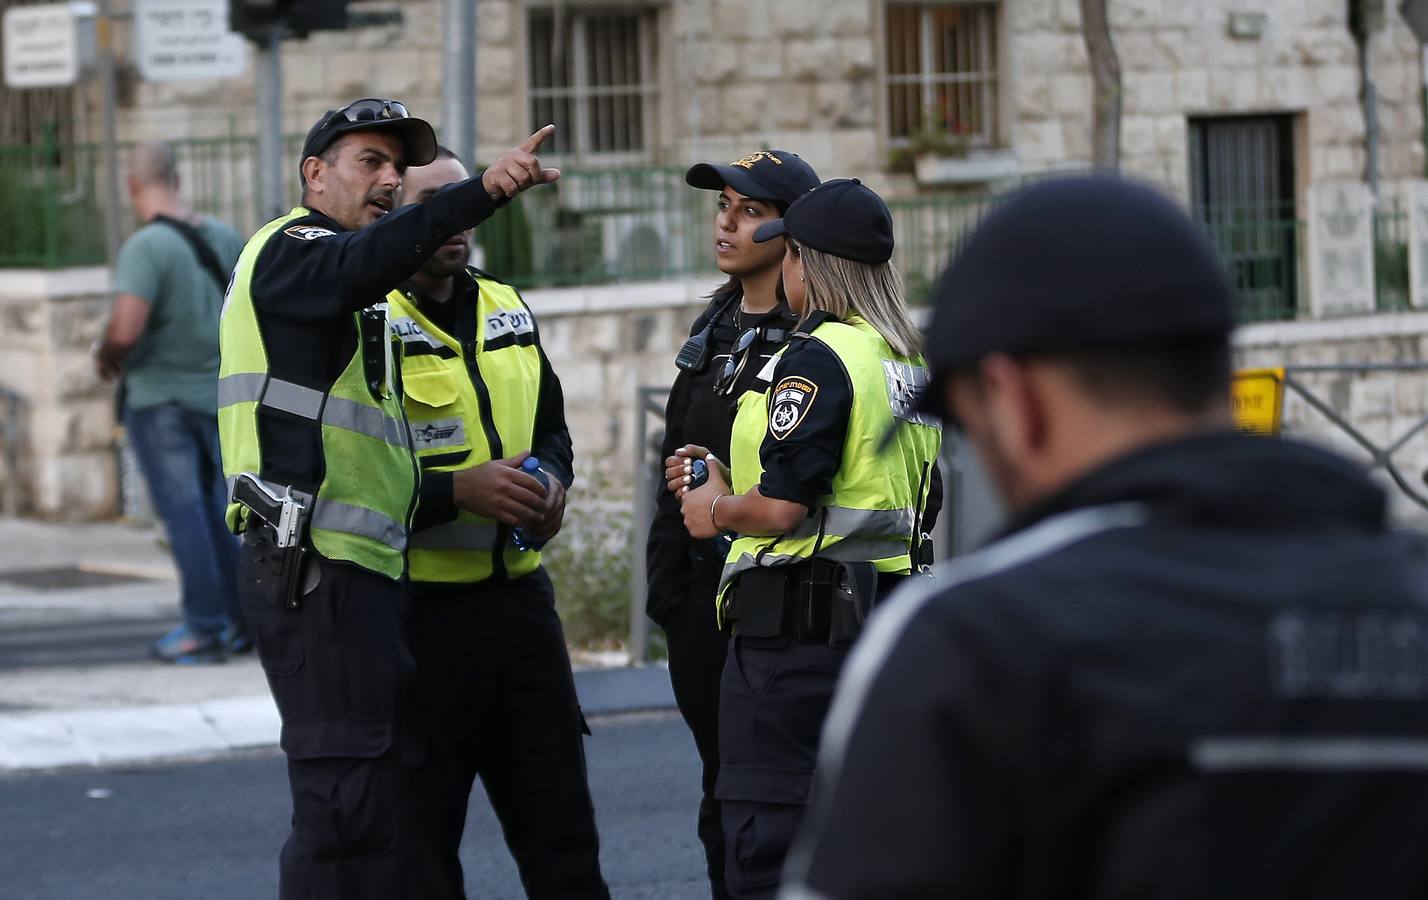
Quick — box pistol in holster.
[232,472,313,609]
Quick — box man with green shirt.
[95,142,247,663]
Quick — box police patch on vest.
[284,224,337,241]
[410,418,466,450]
[883,359,939,427]
[769,377,818,440]
[483,307,537,351]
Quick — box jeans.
[124,402,241,637]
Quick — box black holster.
[248,525,311,610]
[726,559,880,647]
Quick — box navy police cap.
[914,174,1236,418]
[753,178,895,265]
[686,150,820,207]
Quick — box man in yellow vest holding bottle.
[217,98,560,899]
[390,147,609,899]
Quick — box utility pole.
[97,0,123,265]
[441,0,476,167]
[255,24,285,219]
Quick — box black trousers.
[717,636,848,899]
[663,588,733,900]
[237,532,415,900]
[404,568,609,900]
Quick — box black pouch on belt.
[829,560,879,646]
[731,568,789,638]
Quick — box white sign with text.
[135,0,245,82]
[2,2,94,88]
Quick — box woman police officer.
[646,149,820,900]
[670,178,943,899]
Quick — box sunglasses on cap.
[322,98,411,129]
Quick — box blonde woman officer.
[671,178,943,899]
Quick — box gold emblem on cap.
[730,151,783,170]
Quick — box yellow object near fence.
[1232,368,1285,436]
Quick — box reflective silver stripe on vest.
[311,499,407,551]
[787,506,916,542]
[719,537,911,592]
[322,396,409,448]
[217,373,267,409]
[262,379,325,419]
[408,521,500,551]
[216,374,408,448]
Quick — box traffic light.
[229,0,348,41]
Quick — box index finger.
[520,124,556,153]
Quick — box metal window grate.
[529,9,658,162]
[885,2,999,148]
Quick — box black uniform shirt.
[785,432,1428,900]
[401,268,573,532]
[645,289,798,625]
[247,177,501,494]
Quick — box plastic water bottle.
[511,457,550,551]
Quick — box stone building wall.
[75,0,1424,205]
[0,269,119,519]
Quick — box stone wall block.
[774,83,816,129]
[1051,73,1091,118]
[812,81,872,129]
[1014,119,1066,167]
[54,354,107,401]
[1007,0,1057,31]
[718,83,770,134]
[1014,75,1054,120]
[1122,70,1175,115]
[1154,115,1185,157]
[476,44,516,95]
[740,39,785,80]
[715,0,771,39]
[1314,65,1361,105]
[477,0,514,45]
[1120,116,1157,158]
[0,302,47,349]
[828,1,871,36]
[1207,69,1238,109]
[837,38,876,80]
[1350,377,1397,421]
[1176,68,1209,110]
[695,40,740,85]
[770,0,818,37]
[785,39,840,82]
[49,298,109,352]
[34,453,117,519]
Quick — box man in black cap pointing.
[780,175,1428,900]
[218,99,560,898]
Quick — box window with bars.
[885,2,1000,149]
[527,8,658,162]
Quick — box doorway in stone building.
[1188,114,1299,322]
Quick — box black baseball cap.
[685,150,820,207]
[753,178,894,265]
[914,174,1236,419]
[300,98,438,173]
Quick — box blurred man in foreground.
[782,175,1428,900]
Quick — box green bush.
[544,496,635,650]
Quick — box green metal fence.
[1374,196,1410,313]
[0,136,1419,324]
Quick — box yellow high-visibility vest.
[389,269,546,583]
[719,315,942,612]
[218,208,417,580]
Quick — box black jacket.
[248,178,501,494]
[785,432,1428,900]
[645,289,798,626]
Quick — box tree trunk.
[1079,0,1122,170]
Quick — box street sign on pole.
[2,1,95,88]
[134,0,246,82]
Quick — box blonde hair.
[798,244,921,358]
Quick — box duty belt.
[724,559,879,647]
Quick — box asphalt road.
[0,712,710,900]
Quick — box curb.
[0,665,676,774]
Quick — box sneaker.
[151,625,226,665]
[221,621,253,656]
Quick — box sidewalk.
[0,517,674,774]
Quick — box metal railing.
[0,136,1419,321]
